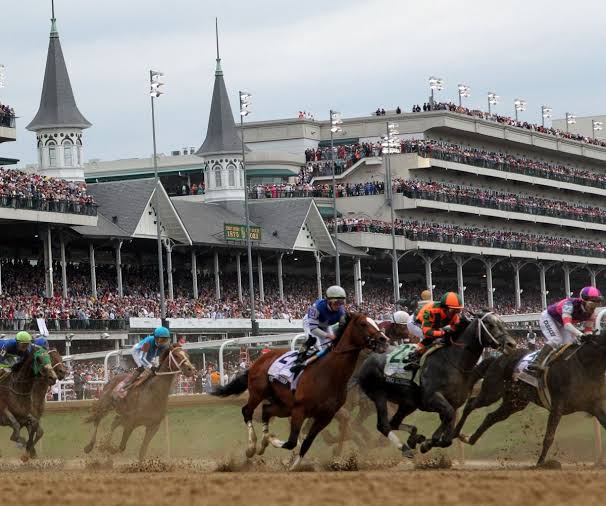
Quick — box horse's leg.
[591,405,606,466]
[419,392,455,453]
[118,422,136,453]
[468,396,529,446]
[101,415,123,453]
[389,402,424,449]
[83,406,113,454]
[290,415,332,471]
[272,404,305,451]
[372,393,414,458]
[536,406,563,467]
[258,402,289,456]
[4,409,26,448]
[242,389,264,458]
[138,421,161,462]
[332,408,351,457]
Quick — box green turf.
[0,401,603,463]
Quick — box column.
[115,240,123,297]
[539,264,547,309]
[236,253,243,302]
[0,260,2,295]
[89,242,97,299]
[354,257,363,304]
[191,249,198,299]
[43,226,54,298]
[589,267,598,288]
[277,253,284,302]
[60,234,68,298]
[484,259,495,309]
[257,255,265,302]
[214,250,221,300]
[315,251,322,299]
[165,241,174,301]
[513,261,522,310]
[391,253,400,302]
[563,264,571,298]
[420,253,437,300]
[453,256,468,305]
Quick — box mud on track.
[0,459,604,506]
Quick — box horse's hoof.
[401,445,415,459]
[419,441,432,454]
[537,459,562,470]
[458,434,471,445]
[20,454,29,463]
[407,433,425,449]
[83,444,94,454]
[245,446,256,459]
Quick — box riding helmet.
[326,285,346,300]
[153,326,171,339]
[580,286,603,302]
[440,292,464,309]
[16,331,32,343]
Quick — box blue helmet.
[153,326,170,339]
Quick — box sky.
[1,0,605,166]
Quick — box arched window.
[48,141,57,167]
[63,139,73,166]
[227,164,236,186]
[213,164,222,188]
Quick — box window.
[214,165,222,188]
[64,140,73,166]
[228,164,236,186]
[48,142,57,167]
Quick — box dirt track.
[1,464,603,506]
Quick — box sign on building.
[224,223,262,241]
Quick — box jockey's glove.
[137,366,145,373]
[441,325,453,334]
[580,331,597,342]
[151,366,158,373]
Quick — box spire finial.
[215,17,222,75]
[50,0,58,36]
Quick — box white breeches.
[539,311,577,348]
[406,320,424,341]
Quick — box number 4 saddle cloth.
[268,350,302,391]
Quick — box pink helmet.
[580,286,603,302]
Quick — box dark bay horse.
[0,347,57,449]
[213,313,388,470]
[452,328,606,467]
[358,311,516,456]
[84,345,195,461]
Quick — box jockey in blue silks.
[123,326,171,390]
[290,285,346,374]
[0,331,34,380]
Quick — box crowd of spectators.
[0,103,15,128]
[0,167,95,213]
[328,218,606,258]
[412,101,606,150]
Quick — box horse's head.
[160,345,196,377]
[337,313,389,354]
[48,348,67,380]
[32,347,57,386]
[471,310,517,354]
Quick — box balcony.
[0,114,16,143]
[0,196,98,226]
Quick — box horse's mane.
[333,313,354,342]
[159,343,181,363]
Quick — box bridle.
[48,349,65,371]
[334,316,388,354]
[154,348,192,376]
[476,312,506,349]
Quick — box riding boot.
[404,349,422,371]
[290,341,315,374]
[122,367,144,391]
[527,344,554,375]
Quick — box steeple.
[26,1,90,181]
[27,0,91,131]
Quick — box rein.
[154,349,189,376]
[477,312,501,347]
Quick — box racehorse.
[84,344,195,461]
[452,327,606,467]
[358,310,516,456]
[0,347,57,450]
[213,313,388,470]
[22,348,67,458]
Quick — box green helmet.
[16,331,32,344]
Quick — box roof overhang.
[299,200,336,255]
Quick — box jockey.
[406,290,434,341]
[0,331,33,379]
[290,285,346,374]
[379,310,411,343]
[529,286,603,373]
[123,326,171,390]
[406,292,464,366]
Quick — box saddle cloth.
[112,372,136,400]
[268,351,302,390]
[384,344,417,383]
[513,350,556,409]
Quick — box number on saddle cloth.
[384,344,417,382]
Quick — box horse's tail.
[469,356,496,386]
[84,376,122,424]
[212,370,249,397]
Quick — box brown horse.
[84,345,195,461]
[22,348,67,458]
[0,347,57,449]
[213,313,388,470]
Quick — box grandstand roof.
[26,15,91,131]
[195,55,248,157]
[72,212,131,239]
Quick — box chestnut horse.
[213,313,388,470]
[84,345,195,461]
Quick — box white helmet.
[393,311,410,325]
[326,285,346,300]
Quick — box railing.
[1,319,128,332]
[0,196,97,216]
[0,114,15,129]
[248,189,333,199]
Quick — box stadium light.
[0,64,5,89]
[565,112,576,133]
[592,119,603,139]
[330,110,343,285]
[457,84,471,107]
[514,98,527,122]
[382,121,401,301]
[149,69,167,323]
[541,105,552,128]
[240,90,257,335]
[428,76,444,108]
[487,92,499,115]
